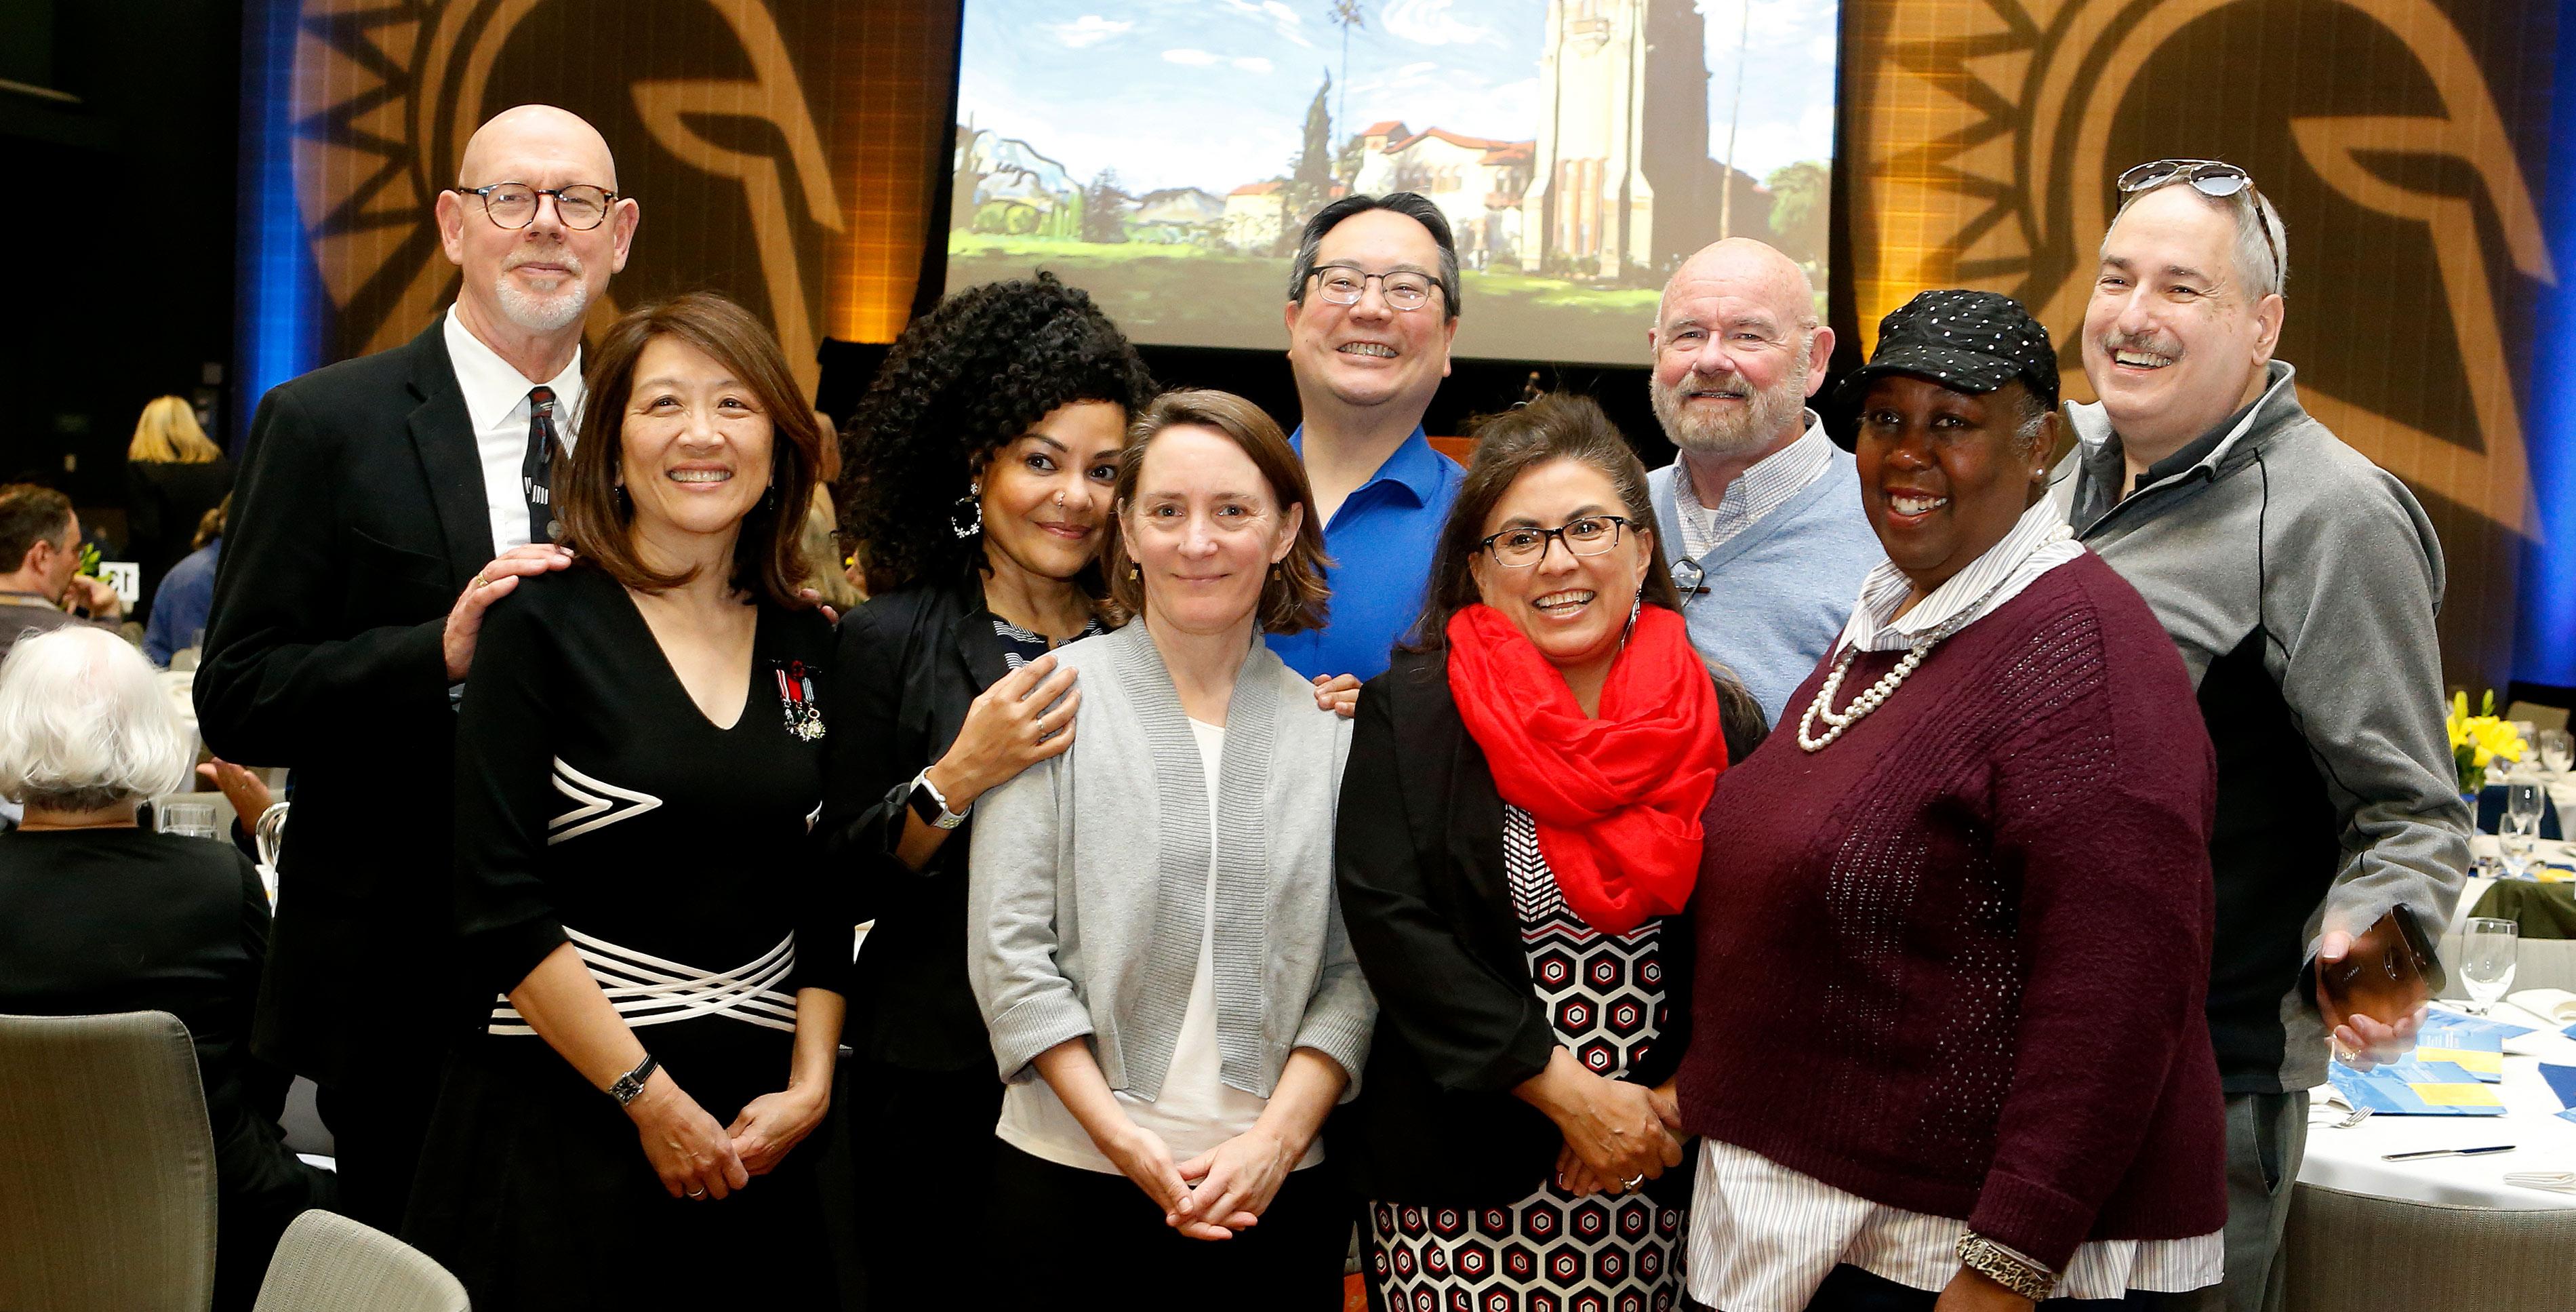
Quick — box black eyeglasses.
[452,182,619,231]
[2116,159,2281,290]
[1476,515,1632,568]
[1309,265,1440,313]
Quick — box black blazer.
[196,320,497,1086]
[1333,647,1738,1207]
[815,574,1017,1073]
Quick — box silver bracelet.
[1956,1231,2056,1301]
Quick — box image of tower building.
[1519,0,1721,281]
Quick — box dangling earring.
[950,484,983,540]
[1620,588,1644,645]
[759,483,776,513]
[1129,563,1142,580]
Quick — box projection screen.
[944,1,1840,365]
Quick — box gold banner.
[1847,0,2556,687]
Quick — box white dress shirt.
[443,304,583,557]
[1667,410,1833,561]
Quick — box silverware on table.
[2381,1144,2516,1161]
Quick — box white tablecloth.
[2300,1001,2576,1210]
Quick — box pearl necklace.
[1796,611,1976,753]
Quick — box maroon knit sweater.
[1676,553,2225,1271]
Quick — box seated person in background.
[146,496,229,667]
[0,626,337,1311]
[0,483,124,663]
[1678,293,2226,1312]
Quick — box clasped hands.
[1103,1123,1301,1241]
[624,1067,828,1203]
[1518,1048,1684,1197]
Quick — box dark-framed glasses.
[1478,515,1632,568]
[1310,264,1439,312]
[454,182,618,231]
[2116,159,2281,289]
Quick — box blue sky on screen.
[957,1,1838,198]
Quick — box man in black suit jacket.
[197,104,639,1229]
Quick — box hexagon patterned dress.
[1365,806,1685,1312]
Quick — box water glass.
[2499,782,2544,877]
[2540,727,2573,775]
[156,800,218,841]
[2458,917,2518,1014]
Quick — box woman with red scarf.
[1335,395,1763,1312]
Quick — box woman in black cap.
[1670,291,2230,1311]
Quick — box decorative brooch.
[773,659,825,741]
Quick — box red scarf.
[1445,602,1726,934]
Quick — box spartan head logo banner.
[289,0,844,386]
[1850,0,2554,544]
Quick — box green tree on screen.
[1766,161,1830,264]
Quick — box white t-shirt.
[995,718,1324,1174]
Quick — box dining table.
[2298,997,2576,1210]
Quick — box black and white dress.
[1367,806,1687,1312]
[405,567,841,1309]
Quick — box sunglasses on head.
[2116,159,2282,292]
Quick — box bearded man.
[1643,238,1884,721]
[197,104,637,1230]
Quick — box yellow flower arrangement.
[2448,689,2526,793]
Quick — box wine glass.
[155,800,218,841]
[2457,917,2518,1015]
[2539,727,2573,776]
[2500,782,2543,878]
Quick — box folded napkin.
[2543,1062,2576,1109]
[2505,1170,2576,1191]
[2508,988,2576,1025]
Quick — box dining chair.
[251,1210,469,1312]
[0,1011,217,1312]
[2282,1181,2576,1311]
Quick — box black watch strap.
[607,1052,659,1107]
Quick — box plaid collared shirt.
[1668,412,1833,561]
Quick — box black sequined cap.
[1829,290,2058,449]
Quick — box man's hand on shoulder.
[444,544,574,680]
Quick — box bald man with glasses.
[197,104,639,1229]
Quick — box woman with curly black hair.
[813,272,1152,1303]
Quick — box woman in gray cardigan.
[967,390,1375,1304]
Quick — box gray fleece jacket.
[967,620,1375,1101]
[2050,360,2470,1094]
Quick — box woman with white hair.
[0,626,335,1311]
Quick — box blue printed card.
[2328,1058,2506,1115]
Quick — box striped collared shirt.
[1685,1141,2222,1310]
[1668,410,1833,560]
[1833,495,2085,656]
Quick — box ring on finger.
[686,1187,707,1199]
[1622,1174,1645,1189]
[472,574,489,589]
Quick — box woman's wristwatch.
[1955,1231,2056,1301]
[906,768,969,830]
[607,1052,660,1108]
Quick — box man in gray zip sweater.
[2049,161,2469,1312]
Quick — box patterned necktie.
[522,384,560,544]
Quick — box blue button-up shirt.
[1267,424,1465,683]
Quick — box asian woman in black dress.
[406,292,844,1307]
